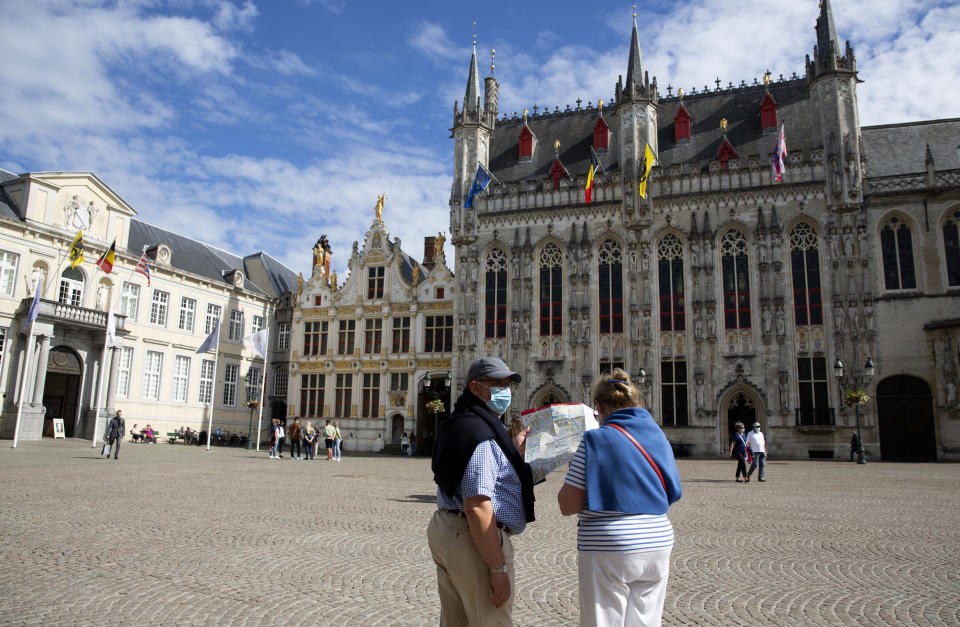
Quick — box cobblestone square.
[0,440,957,625]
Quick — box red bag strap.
[605,423,667,494]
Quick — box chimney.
[423,236,437,268]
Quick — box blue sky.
[1,0,957,280]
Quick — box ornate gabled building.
[449,1,960,460]
[291,198,455,452]
[0,169,298,441]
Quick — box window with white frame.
[205,303,222,335]
[274,368,289,397]
[0,251,19,296]
[142,350,163,401]
[58,267,84,307]
[245,367,262,401]
[172,355,191,402]
[120,282,140,320]
[252,315,264,334]
[150,290,169,326]
[117,347,133,398]
[228,309,244,341]
[178,297,196,332]
[199,359,215,404]
[277,323,290,351]
[222,363,238,406]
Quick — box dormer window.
[519,124,536,162]
[760,92,778,132]
[593,115,610,152]
[716,137,739,169]
[547,158,568,189]
[674,103,691,143]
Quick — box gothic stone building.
[292,204,455,452]
[0,169,298,442]
[449,1,960,460]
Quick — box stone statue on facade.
[946,379,957,408]
[864,302,875,332]
[833,304,845,332]
[694,311,703,339]
[843,229,855,258]
[30,267,43,293]
[847,304,859,332]
[524,318,531,344]
[96,285,108,311]
[512,319,520,343]
[695,378,705,409]
[762,307,772,336]
[775,307,785,337]
[829,229,841,259]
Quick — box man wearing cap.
[746,421,767,482]
[428,357,536,626]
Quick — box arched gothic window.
[58,266,84,307]
[657,234,685,331]
[720,229,751,329]
[484,247,507,338]
[538,242,563,336]
[597,239,623,334]
[943,210,960,287]
[789,223,822,326]
[880,216,917,290]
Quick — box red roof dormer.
[547,147,569,189]
[519,112,537,162]
[674,102,691,143]
[716,136,739,169]
[760,92,778,132]
[593,113,610,152]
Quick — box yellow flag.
[638,143,655,199]
[68,230,84,268]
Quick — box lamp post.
[834,357,875,465]
[247,403,256,449]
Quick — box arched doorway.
[390,414,404,445]
[876,375,937,461]
[42,346,82,437]
[725,391,758,446]
[531,385,569,410]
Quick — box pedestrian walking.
[104,410,125,460]
[409,432,417,457]
[850,430,861,462]
[728,422,749,482]
[288,417,302,460]
[746,422,767,482]
[333,422,342,461]
[428,357,535,626]
[276,421,285,458]
[324,420,336,460]
[269,419,280,459]
[401,432,410,456]
[557,369,682,627]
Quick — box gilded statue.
[435,231,446,254]
[330,270,337,289]
[374,193,386,221]
[412,265,420,284]
[297,272,304,295]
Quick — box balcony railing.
[20,298,127,333]
[795,407,836,426]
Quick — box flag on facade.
[464,163,492,209]
[135,252,151,286]
[772,124,787,182]
[68,230,84,268]
[638,143,655,199]
[21,280,41,332]
[196,319,220,354]
[95,239,116,274]
[244,329,268,359]
[585,150,600,204]
[106,304,117,347]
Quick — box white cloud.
[409,21,467,66]
[212,0,258,32]
[247,48,317,76]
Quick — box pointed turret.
[625,17,644,97]
[815,0,841,66]
[463,44,481,116]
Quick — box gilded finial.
[763,71,771,87]
[720,118,728,133]
[598,97,604,108]
[472,20,477,46]
[633,3,637,19]
[490,48,495,73]
[677,87,684,99]
[522,107,528,121]
[554,139,560,153]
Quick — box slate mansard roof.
[861,118,960,179]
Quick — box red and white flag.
[772,124,787,182]
[135,252,151,286]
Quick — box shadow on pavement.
[390,494,436,504]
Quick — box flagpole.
[205,322,222,452]
[12,317,36,449]
[91,301,114,448]
[255,306,272,452]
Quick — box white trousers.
[578,548,672,627]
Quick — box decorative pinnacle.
[720,118,728,133]
[677,87,684,98]
[633,3,637,19]
[490,48,495,73]
[472,20,476,46]
[598,97,604,108]
[763,70,771,86]
[554,139,560,153]
[522,107,528,121]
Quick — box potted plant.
[842,389,869,407]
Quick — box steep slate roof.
[487,79,817,182]
[385,237,424,285]
[862,118,960,178]
[0,172,21,221]
[128,219,298,297]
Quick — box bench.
[167,432,178,444]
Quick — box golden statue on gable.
[374,193,386,221]
[436,231,446,254]
[412,265,420,284]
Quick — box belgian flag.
[95,239,116,274]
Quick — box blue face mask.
[486,386,512,415]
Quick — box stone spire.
[815,0,841,66]
[625,14,644,97]
[463,43,481,115]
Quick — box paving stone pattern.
[0,441,957,625]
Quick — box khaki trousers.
[427,510,515,626]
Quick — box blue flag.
[196,319,220,354]
[21,280,41,332]
[464,163,492,209]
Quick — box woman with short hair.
[728,421,749,482]
[558,368,683,626]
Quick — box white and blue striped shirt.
[564,440,674,553]
[437,439,527,534]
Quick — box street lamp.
[835,357,875,465]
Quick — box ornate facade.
[291,201,455,452]
[0,169,297,441]
[450,1,960,459]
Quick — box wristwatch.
[490,563,508,574]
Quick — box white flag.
[244,329,268,359]
[106,305,116,347]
